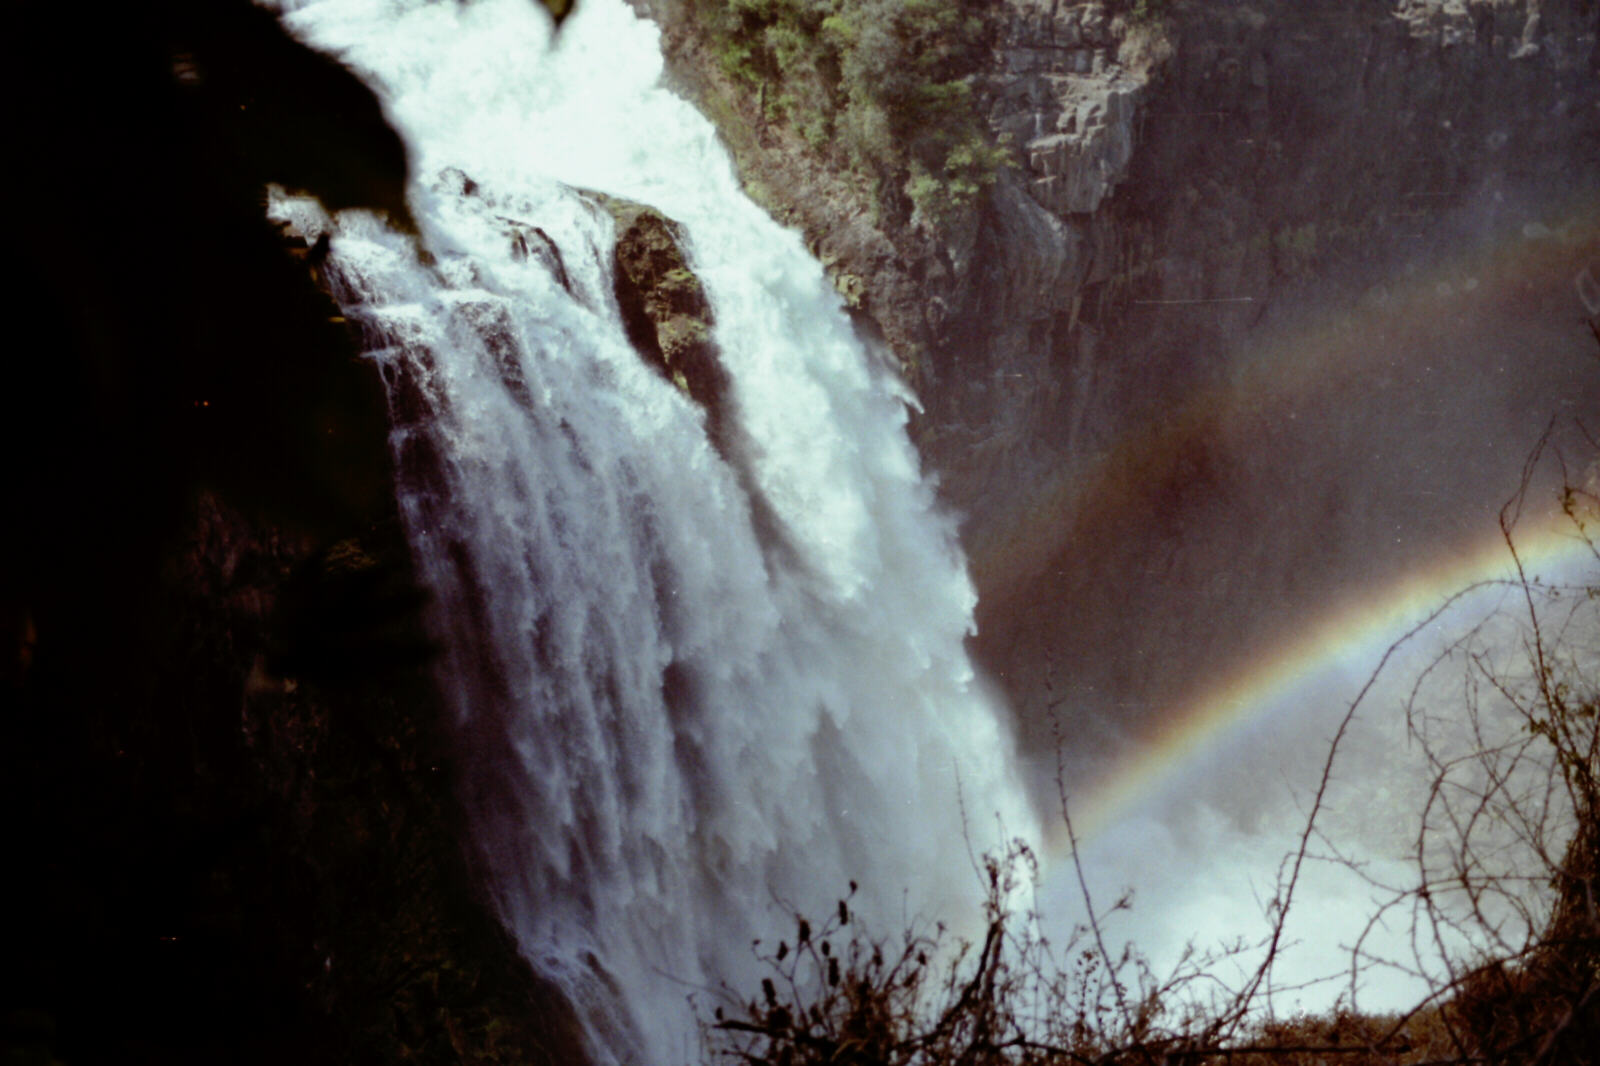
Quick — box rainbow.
[970,197,1600,857]
[1061,506,1597,847]
[970,201,1600,603]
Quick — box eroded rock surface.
[993,0,1153,217]
[594,193,731,424]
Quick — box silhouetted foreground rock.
[2,1,585,1062]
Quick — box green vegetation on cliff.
[687,0,1010,228]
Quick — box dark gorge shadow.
[2,2,586,1063]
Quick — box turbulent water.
[268,0,1035,1060]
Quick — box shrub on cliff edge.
[691,0,1008,230]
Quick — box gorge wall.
[7,1,1596,1060]
[634,0,1600,785]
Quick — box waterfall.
[267,0,1036,1061]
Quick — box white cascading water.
[267,0,1037,1061]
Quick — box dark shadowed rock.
[2,1,589,1061]
[592,193,731,428]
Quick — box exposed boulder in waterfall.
[536,0,576,25]
[591,192,731,427]
[585,191,801,568]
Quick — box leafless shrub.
[702,426,1598,1066]
[1338,430,1600,1065]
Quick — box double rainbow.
[998,202,1600,850]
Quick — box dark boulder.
[594,194,731,432]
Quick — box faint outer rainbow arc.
[962,199,1599,856]
[1048,508,1596,850]
[969,203,1600,605]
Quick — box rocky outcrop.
[991,1,1158,217]
[626,0,954,366]
[596,194,729,421]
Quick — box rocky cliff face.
[927,0,1594,558]
[632,0,1599,781]
[974,0,1596,784]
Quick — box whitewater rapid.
[268,0,1036,1061]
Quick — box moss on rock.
[593,193,732,429]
